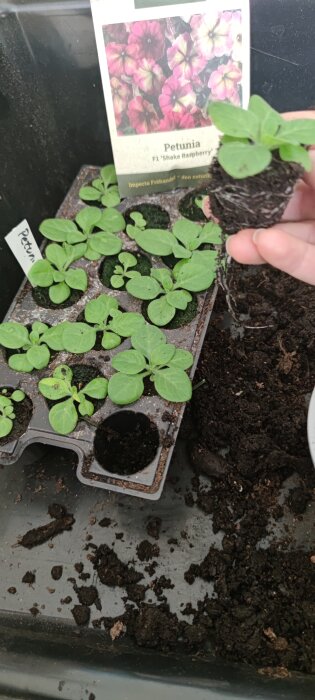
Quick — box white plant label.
[90,0,250,195]
[5,219,42,276]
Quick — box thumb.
[252,227,315,285]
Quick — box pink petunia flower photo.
[103,11,243,137]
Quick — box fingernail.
[225,236,232,255]
[252,228,264,245]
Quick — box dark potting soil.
[75,585,99,607]
[99,252,151,291]
[0,390,33,447]
[32,286,83,310]
[19,504,75,549]
[136,540,160,562]
[71,604,90,626]
[207,154,303,235]
[178,188,208,222]
[146,517,162,540]
[22,571,35,584]
[124,203,170,229]
[142,295,198,330]
[93,543,143,587]
[94,411,159,475]
[51,566,63,581]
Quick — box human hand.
[225,110,315,285]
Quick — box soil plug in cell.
[207,96,315,234]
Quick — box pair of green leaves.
[209,95,315,178]
[79,164,121,208]
[38,364,108,435]
[0,388,26,438]
[57,294,145,353]
[127,216,222,261]
[0,321,60,372]
[110,252,140,289]
[39,206,124,262]
[28,242,88,304]
[108,325,193,405]
[126,251,217,326]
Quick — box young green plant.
[38,364,108,435]
[126,251,217,326]
[0,389,26,438]
[28,242,88,304]
[127,216,222,261]
[38,206,124,261]
[110,252,141,289]
[79,164,121,207]
[208,95,315,178]
[55,294,145,353]
[108,325,193,405]
[0,321,63,372]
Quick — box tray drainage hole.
[94,411,159,475]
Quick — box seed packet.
[91,0,250,196]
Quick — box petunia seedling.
[0,389,26,438]
[208,95,315,178]
[110,252,141,289]
[38,206,124,261]
[126,251,217,326]
[28,242,88,304]
[0,321,62,372]
[38,364,108,435]
[127,216,222,260]
[79,165,121,208]
[108,325,193,405]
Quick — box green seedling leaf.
[54,365,73,381]
[0,322,29,349]
[53,270,65,283]
[78,398,94,417]
[85,294,119,324]
[26,344,50,370]
[48,398,78,435]
[150,343,175,367]
[88,231,122,256]
[38,377,71,400]
[132,228,174,256]
[41,323,69,351]
[119,252,137,268]
[39,219,79,242]
[175,260,216,292]
[109,311,144,337]
[102,331,121,350]
[28,260,54,288]
[126,276,161,300]
[49,282,70,304]
[79,186,101,202]
[62,323,96,353]
[279,119,315,145]
[66,242,87,263]
[9,354,33,372]
[108,373,144,405]
[218,142,272,179]
[111,275,125,289]
[82,377,108,399]
[172,219,201,247]
[131,325,166,357]
[11,390,25,402]
[111,349,146,375]
[101,164,117,186]
[101,188,120,208]
[0,416,12,438]
[148,297,176,326]
[166,290,191,310]
[209,102,259,140]
[153,367,192,402]
[45,243,68,270]
[32,321,49,335]
[199,222,222,244]
[169,348,193,370]
[75,206,102,233]
[99,208,125,233]
[130,212,146,228]
[279,144,312,171]
[64,268,88,291]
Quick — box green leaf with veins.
[49,282,71,304]
[153,367,192,402]
[81,377,108,399]
[28,260,54,288]
[147,297,176,326]
[0,322,29,349]
[108,373,144,405]
[62,322,96,353]
[131,325,165,357]
[111,349,147,375]
[9,355,33,372]
[48,399,78,435]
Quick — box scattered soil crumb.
[137,540,160,562]
[29,607,40,617]
[19,506,74,549]
[258,666,291,679]
[48,503,66,519]
[71,604,90,626]
[22,571,35,584]
[76,585,99,607]
[125,584,146,604]
[51,565,63,581]
[93,544,143,587]
[89,694,95,700]
[7,587,16,594]
[146,517,162,540]
[99,517,111,528]
[61,596,72,605]
[74,563,84,574]
[110,620,126,641]
[145,561,158,576]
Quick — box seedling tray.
[0,167,217,499]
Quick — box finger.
[282,110,315,121]
[226,229,265,264]
[252,227,315,285]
